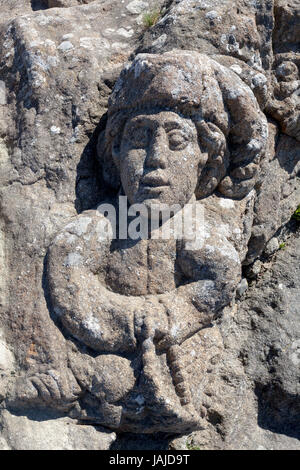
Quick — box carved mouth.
[141,173,169,188]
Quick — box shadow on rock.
[256,383,300,440]
[110,432,171,450]
[31,0,49,11]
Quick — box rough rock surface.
[171,223,300,450]
[0,0,299,449]
[0,409,116,450]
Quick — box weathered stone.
[126,0,149,15]
[246,126,300,263]
[0,410,116,450]
[39,49,267,433]
[245,259,263,279]
[236,278,248,297]
[264,237,280,256]
[170,226,300,450]
[138,0,274,71]
[0,331,15,373]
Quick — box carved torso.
[105,238,179,296]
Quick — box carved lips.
[140,172,169,190]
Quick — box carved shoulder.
[177,219,241,286]
[47,209,112,276]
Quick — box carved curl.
[97,51,268,199]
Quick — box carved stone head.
[98,51,268,207]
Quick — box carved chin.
[131,186,169,204]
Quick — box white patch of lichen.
[0,329,15,372]
[82,316,103,339]
[219,198,235,209]
[65,217,92,237]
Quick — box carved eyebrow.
[125,117,194,133]
[127,116,153,127]
[164,121,195,138]
[163,121,185,130]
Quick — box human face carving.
[118,111,207,210]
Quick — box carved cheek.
[127,149,146,176]
[188,143,207,172]
[180,144,202,171]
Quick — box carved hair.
[97,51,268,199]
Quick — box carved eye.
[168,130,189,150]
[126,126,149,148]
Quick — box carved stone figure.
[12,51,268,434]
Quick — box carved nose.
[146,130,167,169]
